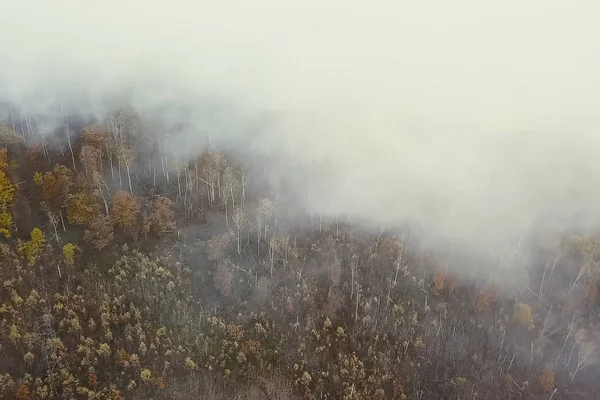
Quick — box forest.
[0,105,599,400]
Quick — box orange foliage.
[539,364,555,391]
[151,196,175,233]
[15,382,30,400]
[476,284,497,313]
[431,272,446,295]
[111,191,141,231]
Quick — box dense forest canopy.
[0,104,598,400]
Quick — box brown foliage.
[151,196,175,233]
[26,143,45,172]
[84,214,114,250]
[82,124,111,149]
[88,372,98,386]
[42,165,72,205]
[66,192,100,226]
[80,144,102,177]
[111,191,141,232]
[539,364,555,391]
[431,271,446,295]
[15,382,30,400]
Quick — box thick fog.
[2,0,600,254]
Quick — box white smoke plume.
[2,0,600,255]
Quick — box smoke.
[2,0,600,255]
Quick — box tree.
[0,170,14,205]
[33,172,42,186]
[42,165,73,207]
[80,144,102,177]
[233,207,244,254]
[256,198,274,255]
[0,148,7,171]
[66,192,100,226]
[151,196,175,233]
[118,147,134,193]
[80,144,111,217]
[62,243,78,265]
[84,215,114,250]
[0,209,12,238]
[515,303,534,329]
[111,191,141,233]
[18,227,46,267]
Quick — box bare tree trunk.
[61,104,77,171]
[106,145,115,180]
[59,211,66,233]
[117,156,123,188]
[97,180,110,218]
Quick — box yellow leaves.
[0,171,15,205]
[18,228,46,267]
[452,376,467,386]
[515,303,534,329]
[9,324,21,343]
[0,209,13,238]
[33,172,42,186]
[140,369,152,382]
[0,148,7,171]
[184,357,198,370]
[0,150,15,239]
[97,343,111,358]
[62,243,78,265]
[30,228,45,246]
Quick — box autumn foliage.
[111,190,141,233]
[0,110,598,399]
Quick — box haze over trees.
[2,1,600,399]
[0,106,598,400]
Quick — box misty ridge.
[3,0,600,263]
[1,1,600,399]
